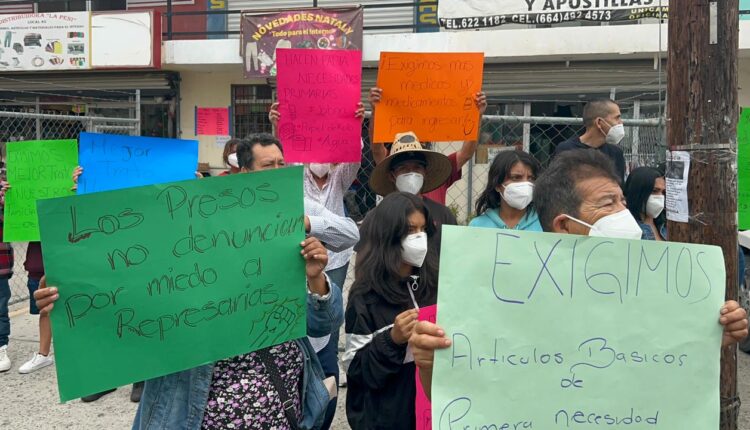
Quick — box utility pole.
[667,1,740,429]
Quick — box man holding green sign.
[411,149,748,428]
[34,133,349,429]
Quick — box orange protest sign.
[373,52,484,143]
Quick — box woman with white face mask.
[219,139,241,176]
[342,192,439,430]
[624,167,667,241]
[470,150,543,231]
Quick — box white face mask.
[564,209,643,240]
[227,153,239,169]
[401,232,428,267]
[646,195,665,219]
[500,181,534,210]
[309,163,331,178]
[395,173,424,195]
[604,122,625,145]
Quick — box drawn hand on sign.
[248,298,303,348]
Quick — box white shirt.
[303,161,360,271]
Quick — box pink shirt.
[422,152,461,205]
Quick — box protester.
[410,149,749,398]
[0,181,53,375]
[0,189,13,373]
[368,87,487,205]
[343,192,439,430]
[269,101,365,286]
[470,149,542,231]
[219,138,241,176]
[271,100,366,427]
[554,99,626,181]
[624,166,666,241]
[35,133,349,430]
[368,132,457,243]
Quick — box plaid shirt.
[0,216,13,279]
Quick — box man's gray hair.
[534,149,621,232]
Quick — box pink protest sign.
[415,304,436,430]
[276,48,363,163]
[196,107,229,136]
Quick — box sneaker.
[0,345,10,372]
[81,388,116,402]
[18,353,53,374]
[130,382,144,403]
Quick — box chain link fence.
[4,109,663,306]
[345,113,665,225]
[3,109,140,306]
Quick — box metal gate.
[3,109,141,307]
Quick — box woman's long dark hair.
[624,166,665,226]
[475,150,541,216]
[350,192,439,306]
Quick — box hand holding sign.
[431,226,729,429]
[4,139,78,242]
[37,167,307,402]
[373,52,484,143]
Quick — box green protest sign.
[738,107,750,230]
[37,167,307,402]
[4,140,77,242]
[433,226,725,429]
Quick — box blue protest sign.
[77,133,199,194]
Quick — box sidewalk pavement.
[0,306,350,430]
[2,307,749,429]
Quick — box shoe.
[338,369,347,388]
[0,345,10,372]
[81,388,116,402]
[18,353,53,374]
[130,382,144,403]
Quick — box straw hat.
[369,131,452,196]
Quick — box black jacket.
[343,287,433,430]
[554,136,626,182]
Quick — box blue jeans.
[0,278,10,347]
[319,263,348,430]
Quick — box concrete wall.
[178,69,255,173]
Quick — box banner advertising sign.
[241,7,363,79]
[438,0,669,29]
[0,12,90,71]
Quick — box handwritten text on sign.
[78,133,199,194]
[38,167,307,402]
[276,48,362,163]
[4,140,77,242]
[196,107,230,136]
[374,52,484,143]
[432,226,724,429]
